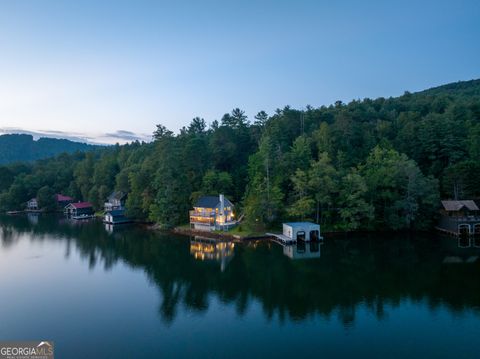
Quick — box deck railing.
[445,216,480,222]
[190,210,215,225]
[189,210,215,217]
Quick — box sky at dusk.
[0,0,479,144]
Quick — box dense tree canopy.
[1,79,479,231]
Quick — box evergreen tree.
[338,170,374,231]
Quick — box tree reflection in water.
[1,214,480,327]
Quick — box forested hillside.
[0,134,98,164]
[1,79,479,231]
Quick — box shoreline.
[169,226,433,241]
[1,212,448,240]
[171,226,247,240]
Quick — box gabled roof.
[441,200,479,211]
[55,194,73,202]
[67,201,93,209]
[284,222,320,228]
[284,222,319,226]
[28,198,37,202]
[108,191,127,201]
[194,195,233,208]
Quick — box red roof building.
[64,201,94,216]
[55,194,74,203]
[70,202,93,209]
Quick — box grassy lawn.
[176,223,192,230]
[224,224,268,238]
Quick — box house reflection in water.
[283,241,322,260]
[441,235,480,264]
[190,236,235,271]
[105,223,114,234]
[26,213,39,225]
[457,235,480,249]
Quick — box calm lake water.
[0,215,479,358]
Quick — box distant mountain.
[0,134,99,165]
[418,79,480,97]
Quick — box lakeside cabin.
[104,191,127,212]
[64,202,94,217]
[26,198,38,211]
[437,200,480,236]
[189,194,236,231]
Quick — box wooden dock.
[266,233,297,245]
[435,226,480,237]
[71,214,95,220]
[435,226,460,237]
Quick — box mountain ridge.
[0,134,100,165]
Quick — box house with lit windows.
[189,194,236,231]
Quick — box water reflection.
[26,212,39,225]
[1,214,480,328]
[105,223,114,233]
[457,235,480,249]
[190,236,235,271]
[282,241,322,260]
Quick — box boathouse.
[437,200,480,236]
[104,191,127,212]
[268,222,322,244]
[55,194,74,207]
[189,194,236,231]
[26,198,38,211]
[104,209,130,225]
[283,222,321,242]
[64,202,94,217]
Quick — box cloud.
[103,130,151,142]
[0,127,151,145]
[0,127,97,144]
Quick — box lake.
[0,214,479,358]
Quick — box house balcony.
[189,210,237,232]
[190,210,216,216]
[105,202,124,212]
[190,210,216,225]
[442,215,480,223]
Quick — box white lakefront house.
[26,198,38,211]
[189,194,236,231]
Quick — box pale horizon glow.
[0,0,479,144]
